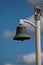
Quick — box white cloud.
[3,30,15,40]
[17,52,43,64]
[27,0,43,5]
[5,63,16,65]
[3,30,12,38]
[23,53,35,63]
[5,63,12,65]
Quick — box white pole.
[35,19,41,65]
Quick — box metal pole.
[35,19,41,65]
[34,6,41,65]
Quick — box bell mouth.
[13,37,31,41]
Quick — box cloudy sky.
[0,0,43,65]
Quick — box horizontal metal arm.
[19,19,36,28]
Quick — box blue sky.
[0,0,43,65]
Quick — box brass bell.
[13,25,31,41]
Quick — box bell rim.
[13,34,31,41]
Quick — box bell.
[13,25,31,41]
